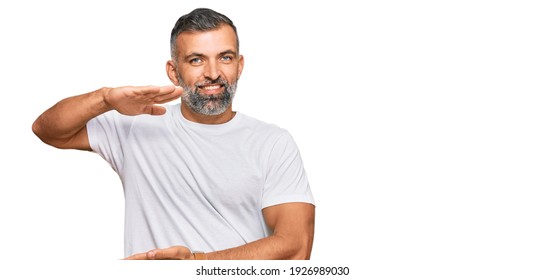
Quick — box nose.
[203,60,220,81]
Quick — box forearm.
[32,87,111,148]
[205,203,315,260]
[206,233,312,260]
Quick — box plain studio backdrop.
[1,0,543,279]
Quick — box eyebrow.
[184,52,204,60]
[219,50,238,57]
[184,49,238,60]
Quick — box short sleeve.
[86,111,133,173]
[262,131,314,209]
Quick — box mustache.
[195,77,228,87]
[178,74,237,116]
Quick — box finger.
[158,85,178,94]
[146,85,177,96]
[153,88,184,104]
[149,248,175,260]
[153,85,182,97]
[124,252,149,260]
[138,85,180,102]
[143,105,167,116]
[146,250,158,260]
[151,246,186,260]
[154,95,181,104]
[133,85,162,95]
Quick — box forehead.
[176,24,238,57]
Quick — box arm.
[32,85,183,150]
[125,202,315,260]
[210,202,315,260]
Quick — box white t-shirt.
[87,104,314,257]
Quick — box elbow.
[293,238,314,260]
[290,249,311,260]
[31,118,67,149]
[285,233,314,260]
[32,118,47,144]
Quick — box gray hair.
[170,8,239,61]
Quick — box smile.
[198,84,224,95]
[200,84,222,90]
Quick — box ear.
[166,60,180,85]
[237,54,244,80]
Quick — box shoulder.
[236,113,285,133]
[234,113,300,155]
[236,112,291,139]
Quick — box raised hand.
[124,246,194,260]
[103,85,183,116]
[33,85,184,150]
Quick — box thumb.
[151,246,189,260]
[147,105,167,116]
[146,250,158,260]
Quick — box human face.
[177,73,237,115]
[167,24,244,115]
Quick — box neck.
[180,103,236,124]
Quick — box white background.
[1,0,543,279]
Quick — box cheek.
[180,69,202,86]
[222,66,241,82]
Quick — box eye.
[189,57,203,65]
[220,55,233,63]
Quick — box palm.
[105,85,183,116]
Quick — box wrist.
[192,250,206,260]
[98,87,114,112]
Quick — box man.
[32,8,315,260]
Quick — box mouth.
[198,84,224,95]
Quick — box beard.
[177,73,237,116]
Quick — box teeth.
[202,85,220,90]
